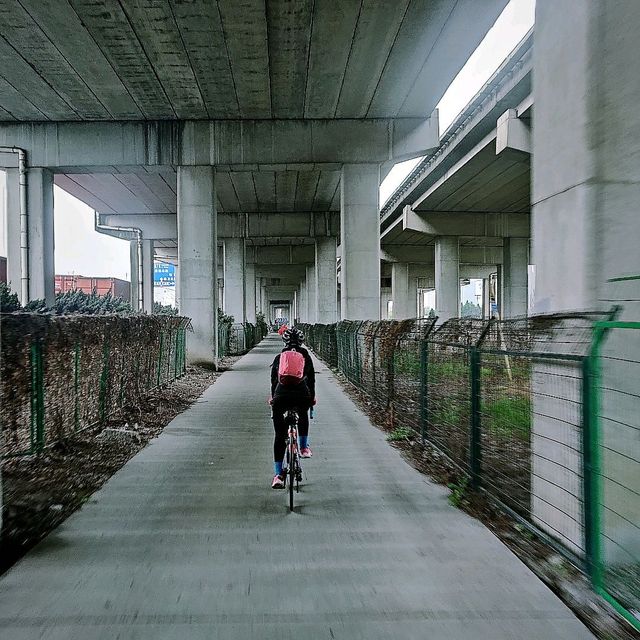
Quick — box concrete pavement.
[0,336,593,639]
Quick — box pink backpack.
[278,350,305,385]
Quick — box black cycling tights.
[272,400,310,463]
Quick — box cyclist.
[269,327,315,489]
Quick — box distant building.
[55,275,130,300]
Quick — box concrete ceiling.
[0,0,508,122]
[54,168,340,214]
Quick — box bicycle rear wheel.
[288,440,295,511]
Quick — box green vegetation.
[432,398,466,427]
[153,301,178,315]
[393,351,420,376]
[483,396,531,436]
[386,427,413,442]
[448,476,470,507]
[460,300,482,318]
[0,282,21,312]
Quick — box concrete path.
[0,336,593,639]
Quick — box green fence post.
[469,346,482,489]
[30,339,45,453]
[157,331,165,387]
[74,342,80,431]
[419,339,428,444]
[99,336,110,425]
[582,352,599,584]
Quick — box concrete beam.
[97,211,340,240]
[403,207,530,238]
[381,245,502,265]
[496,108,531,159]
[0,118,438,169]
[252,245,315,265]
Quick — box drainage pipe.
[94,211,144,310]
[0,146,28,302]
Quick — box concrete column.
[4,168,22,298]
[177,166,217,366]
[27,168,55,305]
[306,265,317,324]
[223,238,245,323]
[315,237,338,324]
[245,262,256,323]
[391,263,414,319]
[129,239,141,311]
[502,238,528,318]
[435,236,459,322]
[340,164,380,319]
[142,239,154,314]
[298,277,307,323]
[531,1,640,558]
[260,280,269,318]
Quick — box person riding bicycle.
[269,327,315,489]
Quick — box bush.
[153,301,178,315]
[0,283,21,312]
[22,290,133,315]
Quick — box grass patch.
[484,396,531,436]
[386,427,413,442]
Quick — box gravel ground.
[1,359,237,576]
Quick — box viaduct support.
[435,236,459,322]
[224,238,246,323]
[177,166,218,366]
[315,237,338,324]
[340,164,380,320]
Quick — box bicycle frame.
[282,409,303,511]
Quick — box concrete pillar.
[260,280,269,318]
[129,239,141,311]
[142,239,154,314]
[315,237,338,324]
[223,238,245,323]
[435,236,459,322]
[245,262,256,323]
[298,277,307,323]
[4,168,21,298]
[502,238,528,318]
[391,262,413,319]
[340,164,380,319]
[177,166,217,366]
[27,168,55,306]
[306,265,317,324]
[531,1,640,558]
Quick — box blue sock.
[274,461,283,476]
[299,436,309,449]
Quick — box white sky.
[1,0,535,284]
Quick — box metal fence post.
[469,346,482,488]
[157,331,165,387]
[30,339,45,453]
[74,342,80,431]
[419,338,428,444]
[99,336,110,425]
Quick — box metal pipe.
[0,146,28,302]
[94,211,144,310]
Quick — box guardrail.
[299,310,638,630]
[1,313,189,458]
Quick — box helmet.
[282,327,304,347]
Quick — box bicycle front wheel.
[288,441,295,511]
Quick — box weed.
[386,427,413,442]
[448,476,470,507]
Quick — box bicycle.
[282,409,303,511]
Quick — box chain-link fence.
[1,313,189,458]
[218,321,268,358]
[302,309,638,628]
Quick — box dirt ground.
[1,359,237,576]
[332,371,638,640]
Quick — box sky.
[1,0,535,284]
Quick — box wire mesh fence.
[301,309,638,624]
[1,313,189,458]
[218,321,268,358]
[589,321,640,631]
